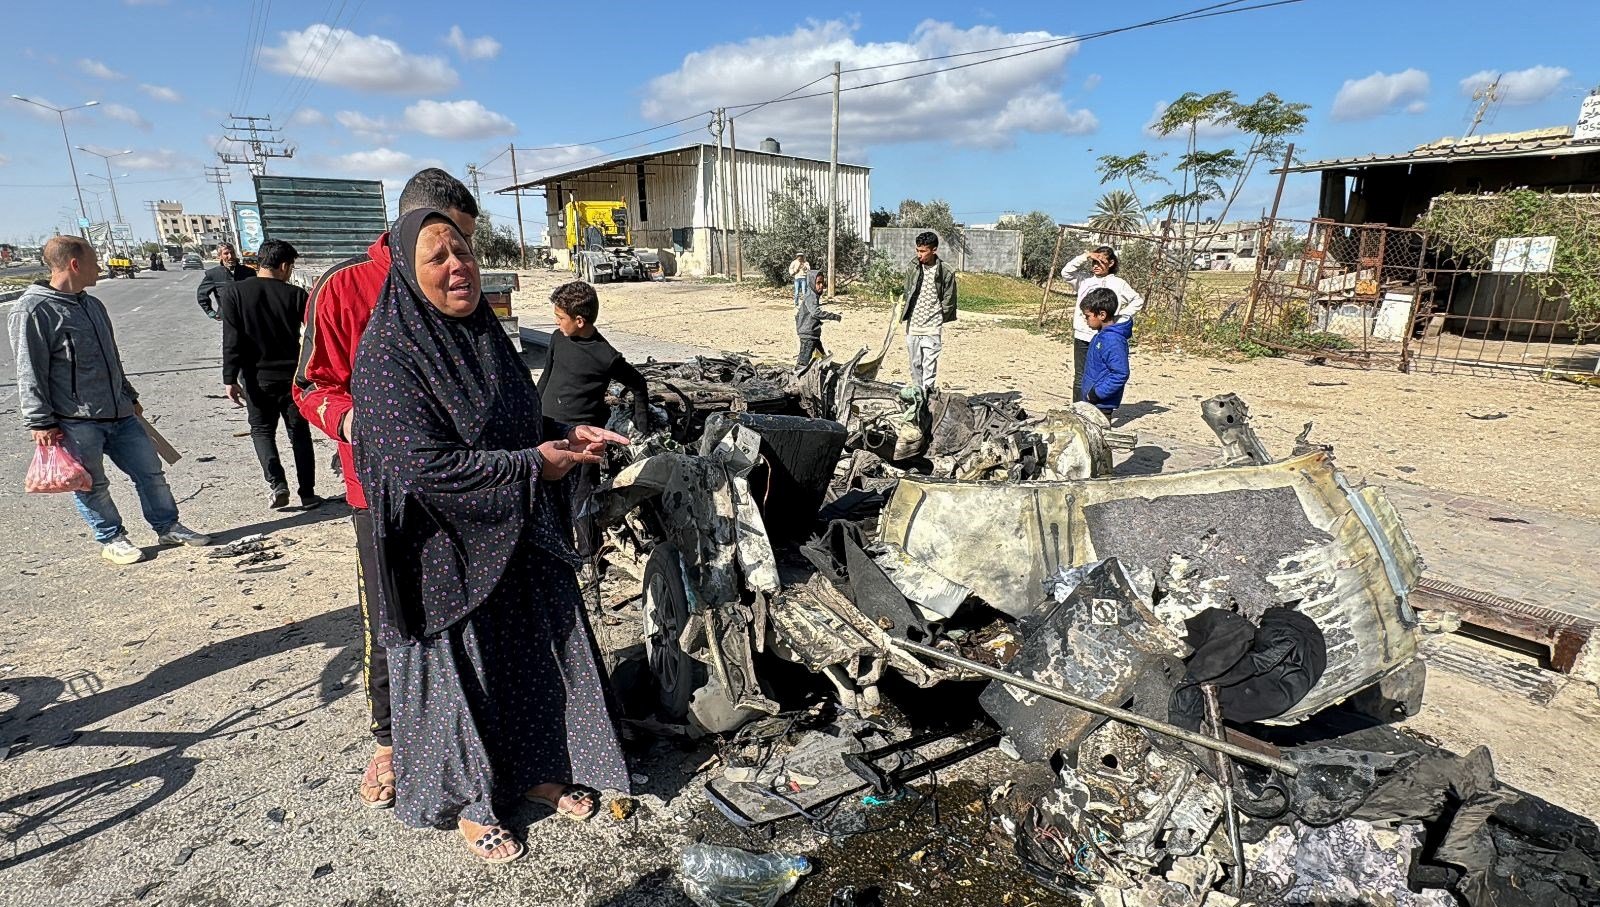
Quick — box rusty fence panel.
[1245,217,1600,378]
[1243,219,1427,369]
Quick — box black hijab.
[352,207,575,644]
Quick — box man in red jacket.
[292,168,479,810]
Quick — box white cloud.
[402,99,515,140]
[289,108,328,127]
[78,58,124,80]
[1331,69,1430,121]
[445,25,501,61]
[122,149,193,171]
[641,19,1093,155]
[1459,66,1570,107]
[317,147,447,181]
[139,83,182,103]
[336,110,396,144]
[261,24,458,94]
[1083,73,1102,92]
[102,103,151,130]
[0,153,9,167]
[505,145,610,183]
[1143,99,1239,139]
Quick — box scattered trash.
[195,455,217,462]
[265,807,286,825]
[1465,411,1509,420]
[133,881,162,900]
[172,846,197,867]
[679,844,810,907]
[630,772,649,785]
[609,797,638,821]
[206,535,273,558]
[310,863,333,880]
[828,885,882,907]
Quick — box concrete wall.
[872,226,1023,276]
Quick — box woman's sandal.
[461,824,526,864]
[525,784,600,822]
[358,749,395,810]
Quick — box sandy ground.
[511,272,1600,519]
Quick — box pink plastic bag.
[25,441,92,494]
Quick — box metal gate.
[1244,218,1600,378]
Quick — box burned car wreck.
[585,355,1599,906]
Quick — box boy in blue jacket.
[1079,287,1131,416]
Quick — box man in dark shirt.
[221,239,320,510]
[196,242,254,320]
[536,280,651,558]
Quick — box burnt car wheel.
[642,545,705,720]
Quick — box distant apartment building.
[154,200,229,246]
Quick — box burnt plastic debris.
[679,844,812,907]
[979,558,1185,761]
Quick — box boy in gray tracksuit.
[795,269,839,370]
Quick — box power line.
[270,0,346,116]
[238,0,277,110]
[281,0,368,127]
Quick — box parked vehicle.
[563,200,664,283]
[104,253,138,278]
[182,253,203,270]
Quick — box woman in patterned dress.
[351,207,631,863]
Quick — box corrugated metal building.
[502,142,870,277]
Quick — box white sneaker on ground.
[157,523,212,547]
[101,535,146,565]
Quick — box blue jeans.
[58,416,180,543]
[793,277,808,305]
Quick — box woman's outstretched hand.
[567,424,630,453]
[536,440,601,481]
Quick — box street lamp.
[10,95,99,224]
[77,147,132,225]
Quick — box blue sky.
[0,0,1591,244]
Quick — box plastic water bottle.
[679,844,812,907]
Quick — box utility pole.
[827,60,840,299]
[465,164,483,209]
[77,147,131,227]
[204,164,235,248]
[711,109,727,276]
[728,114,744,282]
[220,114,295,176]
[145,200,162,246]
[508,144,527,270]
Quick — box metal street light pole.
[87,171,130,252]
[78,147,132,224]
[10,95,99,224]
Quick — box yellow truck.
[562,200,662,283]
[104,252,139,279]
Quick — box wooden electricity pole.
[827,60,840,299]
[508,143,527,270]
[713,109,728,276]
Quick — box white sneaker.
[156,522,212,547]
[101,534,146,565]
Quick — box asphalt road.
[0,269,737,907]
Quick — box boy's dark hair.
[914,231,939,250]
[551,280,600,323]
[257,239,297,269]
[1080,287,1119,318]
[398,167,480,218]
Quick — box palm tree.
[1088,190,1146,238]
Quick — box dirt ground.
[512,272,1600,519]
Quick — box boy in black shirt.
[536,280,651,558]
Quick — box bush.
[1013,211,1083,283]
[743,176,866,286]
[860,248,904,302]
[472,214,522,268]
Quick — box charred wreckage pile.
[583,353,1598,906]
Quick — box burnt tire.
[642,545,704,720]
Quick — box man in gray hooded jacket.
[9,236,211,564]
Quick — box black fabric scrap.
[1169,607,1328,730]
[1438,789,1600,907]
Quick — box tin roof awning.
[1277,126,1600,174]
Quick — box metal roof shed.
[501,142,871,277]
[1277,125,1600,228]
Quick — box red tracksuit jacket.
[292,233,390,509]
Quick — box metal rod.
[887,637,1300,776]
[1203,684,1247,891]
